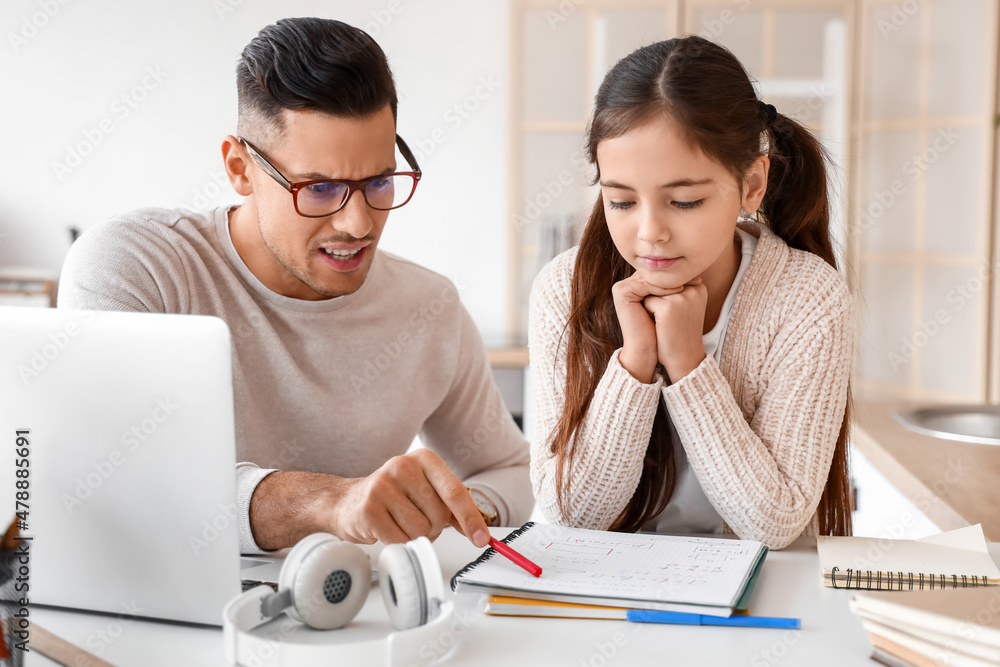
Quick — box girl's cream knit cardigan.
[528,221,855,550]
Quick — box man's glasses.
[238,135,422,218]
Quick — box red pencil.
[488,537,542,577]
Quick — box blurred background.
[1,0,997,539]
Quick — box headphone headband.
[223,535,455,667]
[223,587,456,667]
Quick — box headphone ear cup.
[378,542,425,631]
[406,536,445,603]
[278,533,371,630]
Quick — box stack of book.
[850,588,1000,667]
[822,524,1000,667]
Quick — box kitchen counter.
[851,400,1000,540]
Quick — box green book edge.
[734,546,769,611]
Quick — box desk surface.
[29,528,999,667]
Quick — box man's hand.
[248,448,491,551]
[331,449,490,546]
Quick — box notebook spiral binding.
[829,566,991,591]
[449,521,536,591]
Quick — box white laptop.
[0,306,280,626]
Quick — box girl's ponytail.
[758,111,852,536]
[759,113,838,269]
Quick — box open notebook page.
[452,523,766,610]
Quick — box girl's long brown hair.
[551,35,853,536]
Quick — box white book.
[858,616,995,667]
[850,587,1000,655]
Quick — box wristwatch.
[468,487,499,526]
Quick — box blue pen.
[627,609,801,629]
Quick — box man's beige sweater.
[58,205,532,553]
[528,221,854,549]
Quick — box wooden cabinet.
[852,0,1000,403]
[0,268,58,308]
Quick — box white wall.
[0,0,511,342]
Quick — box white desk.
[29,529,998,666]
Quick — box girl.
[528,36,854,550]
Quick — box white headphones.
[223,533,457,667]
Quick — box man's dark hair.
[236,17,397,140]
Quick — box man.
[58,17,531,554]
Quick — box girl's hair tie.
[759,101,778,126]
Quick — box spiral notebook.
[817,524,1000,590]
[450,523,768,617]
